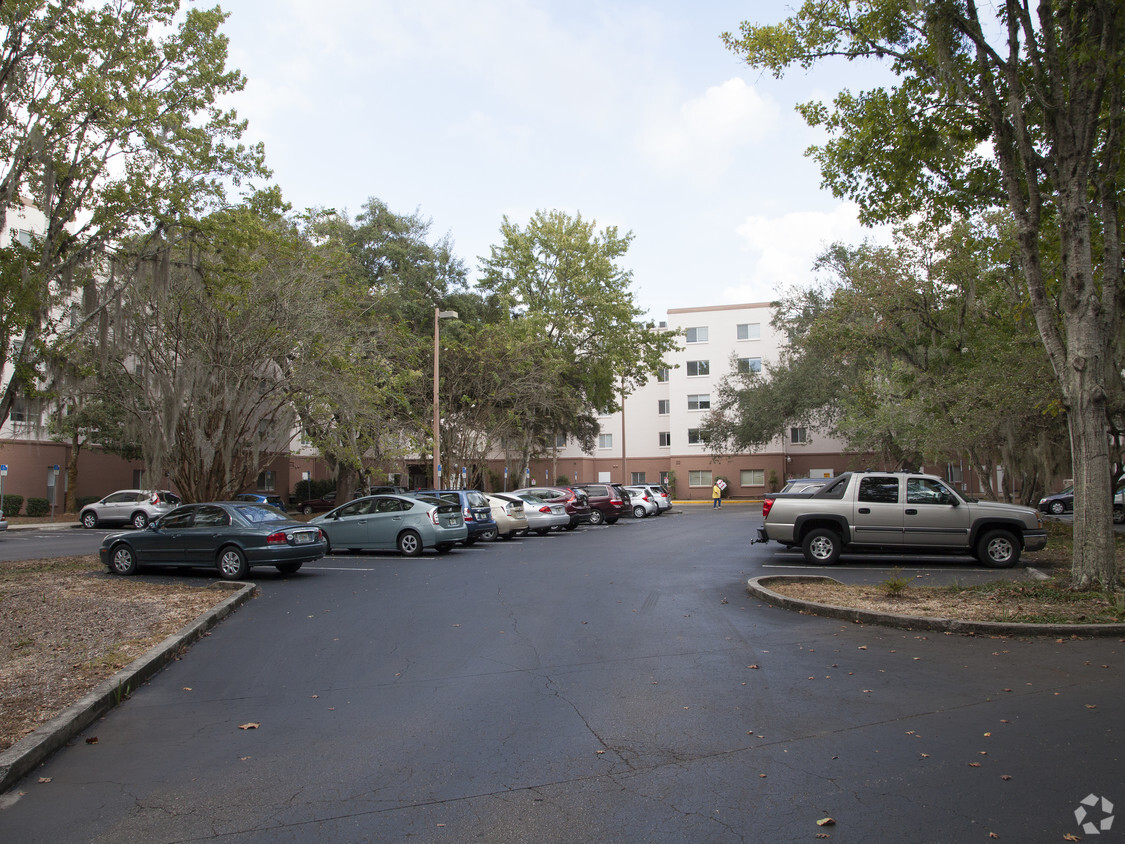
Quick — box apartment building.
[517,302,857,500]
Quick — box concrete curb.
[0,580,256,794]
[746,575,1125,638]
[3,522,82,531]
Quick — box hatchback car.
[311,494,467,556]
[81,489,182,529]
[486,493,529,539]
[501,492,570,535]
[100,501,325,579]
[635,483,671,513]
[234,492,287,512]
[411,489,497,543]
[570,482,630,525]
[512,486,592,530]
[623,485,659,518]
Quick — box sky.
[217,0,894,319]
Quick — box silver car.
[486,494,529,539]
[310,494,467,556]
[502,492,569,535]
[80,489,182,529]
[623,486,660,518]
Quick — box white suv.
[80,490,181,529]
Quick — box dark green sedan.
[99,502,326,580]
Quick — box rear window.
[465,491,489,507]
[234,505,289,524]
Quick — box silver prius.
[311,494,467,556]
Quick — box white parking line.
[310,565,379,571]
[762,563,997,572]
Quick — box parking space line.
[309,565,379,571]
[762,563,997,572]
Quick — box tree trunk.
[65,430,81,513]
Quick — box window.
[687,428,701,444]
[658,431,671,447]
[631,472,646,484]
[12,229,32,247]
[688,394,711,411]
[131,469,144,488]
[554,433,567,448]
[598,433,613,449]
[791,426,807,444]
[257,471,276,492]
[685,326,708,343]
[741,469,765,486]
[657,399,670,415]
[737,323,761,341]
[194,505,230,527]
[858,476,900,504]
[657,367,670,382]
[907,477,955,505]
[686,360,710,377]
[738,357,762,374]
[689,470,713,487]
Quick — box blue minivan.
[411,489,497,544]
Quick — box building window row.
[686,359,709,377]
[687,394,710,411]
[683,323,761,345]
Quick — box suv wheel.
[81,511,98,529]
[802,528,841,565]
[131,512,150,529]
[588,509,605,526]
[977,529,1020,568]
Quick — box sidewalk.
[3,519,81,531]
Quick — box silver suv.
[80,490,181,529]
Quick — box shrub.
[880,567,913,598]
[292,479,334,502]
[1,494,23,516]
[26,497,50,517]
[76,496,101,509]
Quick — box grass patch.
[958,577,1125,624]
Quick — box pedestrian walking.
[712,483,722,508]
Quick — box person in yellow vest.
[712,482,722,508]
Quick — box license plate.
[293,532,314,544]
[446,517,459,526]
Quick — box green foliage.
[880,568,912,598]
[1,494,23,516]
[76,496,100,509]
[722,0,1125,586]
[478,209,677,462]
[25,497,49,517]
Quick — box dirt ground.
[0,556,232,752]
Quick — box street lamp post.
[433,308,458,488]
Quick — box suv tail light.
[463,506,474,522]
[762,497,775,519]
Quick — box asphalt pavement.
[0,505,1121,842]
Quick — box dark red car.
[512,486,592,530]
[570,482,631,525]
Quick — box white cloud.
[725,202,892,302]
[638,78,781,186]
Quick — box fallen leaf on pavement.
[238,722,260,730]
[817,818,835,826]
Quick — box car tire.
[1048,500,1066,515]
[500,531,515,541]
[1115,507,1125,525]
[131,512,149,529]
[275,562,302,575]
[977,529,1020,568]
[108,543,138,576]
[801,528,842,566]
[606,517,619,525]
[534,528,550,536]
[218,546,249,580]
[633,505,647,518]
[435,543,454,554]
[302,504,314,515]
[464,536,477,546]
[398,530,422,557]
[81,511,98,529]
[564,522,578,531]
[322,535,334,555]
[479,527,498,542]
[588,509,605,526]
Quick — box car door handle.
[858,507,870,514]
[905,509,918,515]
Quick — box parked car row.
[1037,485,1125,523]
[90,482,673,582]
